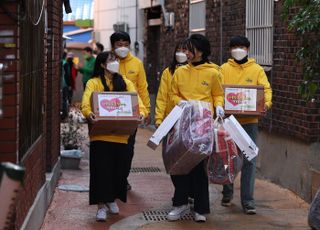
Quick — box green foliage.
[282,0,320,101]
[75,19,94,28]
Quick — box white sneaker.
[96,207,107,221]
[194,212,206,222]
[167,205,190,221]
[107,201,119,214]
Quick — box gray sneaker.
[243,204,256,215]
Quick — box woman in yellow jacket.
[155,41,188,126]
[81,51,147,222]
[220,36,272,215]
[168,34,224,223]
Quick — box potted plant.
[60,107,87,169]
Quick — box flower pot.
[60,150,83,170]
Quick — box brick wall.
[0,1,18,164]
[148,0,319,142]
[46,0,63,171]
[272,2,320,142]
[0,1,63,228]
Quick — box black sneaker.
[221,196,232,207]
[243,204,256,215]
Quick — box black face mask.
[93,50,98,55]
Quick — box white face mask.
[175,52,187,63]
[115,47,130,58]
[231,48,248,61]
[106,60,119,74]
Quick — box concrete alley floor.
[41,127,310,230]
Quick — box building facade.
[141,0,320,202]
[0,0,63,228]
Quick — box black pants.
[126,129,137,179]
[89,141,130,205]
[170,160,210,214]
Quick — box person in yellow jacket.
[155,40,188,127]
[220,36,272,215]
[81,51,147,222]
[168,34,224,223]
[110,31,150,191]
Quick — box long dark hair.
[185,34,211,63]
[92,51,127,92]
[168,40,186,75]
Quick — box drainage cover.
[130,167,161,173]
[142,210,193,222]
[58,184,89,192]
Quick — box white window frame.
[246,0,274,66]
[189,0,206,35]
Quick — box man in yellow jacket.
[220,36,272,215]
[110,31,150,191]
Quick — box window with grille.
[19,0,45,159]
[246,0,274,66]
[189,0,206,35]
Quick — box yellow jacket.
[155,67,175,125]
[119,52,150,114]
[171,62,224,112]
[220,58,272,124]
[81,75,148,144]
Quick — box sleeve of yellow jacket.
[257,69,272,109]
[171,71,182,106]
[137,61,151,114]
[155,68,171,125]
[211,68,224,107]
[125,77,148,118]
[81,78,102,118]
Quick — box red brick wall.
[46,0,63,171]
[150,0,319,142]
[0,1,63,228]
[271,2,319,142]
[0,1,18,164]
[207,0,246,65]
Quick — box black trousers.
[125,129,137,179]
[89,141,130,205]
[170,160,210,214]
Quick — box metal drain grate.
[130,167,161,173]
[142,210,194,222]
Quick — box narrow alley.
[41,126,309,230]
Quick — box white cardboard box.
[147,104,185,150]
[223,115,259,161]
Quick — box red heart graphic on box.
[100,98,121,112]
[226,92,246,106]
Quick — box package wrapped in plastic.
[162,100,214,175]
[207,117,243,185]
[308,187,320,229]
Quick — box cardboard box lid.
[91,91,140,120]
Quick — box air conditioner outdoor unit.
[113,23,129,33]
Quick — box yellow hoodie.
[155,67,177,125]
[220,58,272,124]
[81,76,148,144]
[119,52,150,114]
[171,62,224,113]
